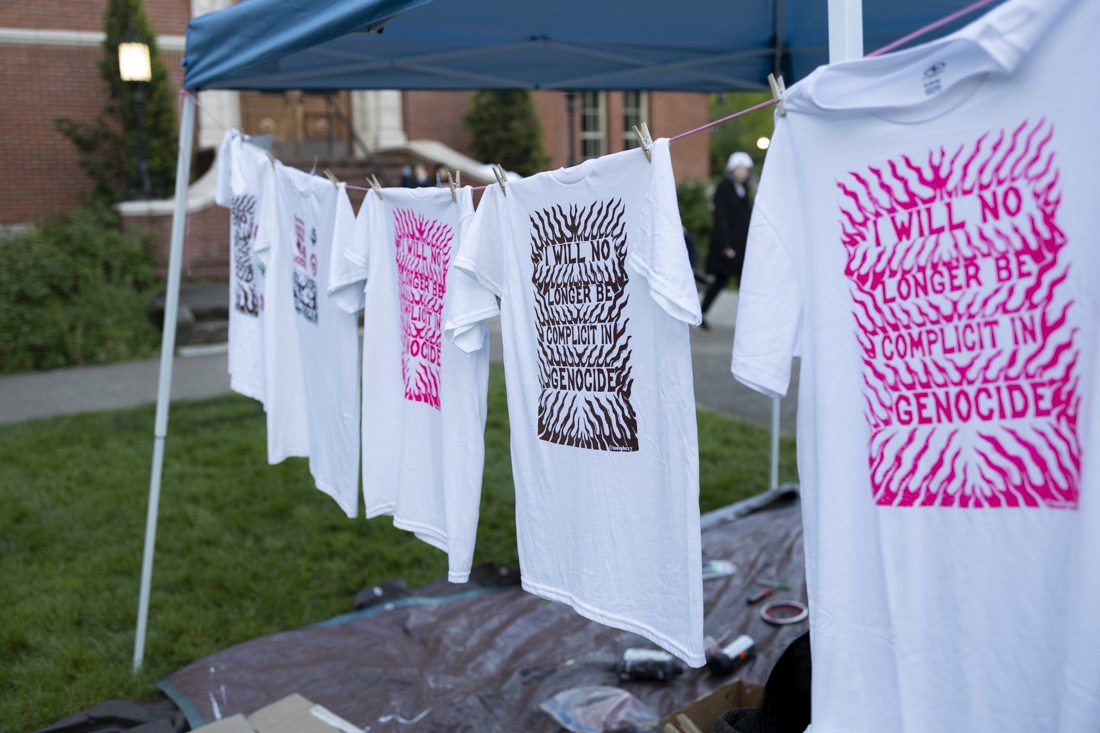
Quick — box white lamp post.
[119,23,153,199]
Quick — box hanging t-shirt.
[254,163,361,518]
[215,129,269,404]
[333,186,493,583]
[445,140,706,666]
[731,0,1100,729]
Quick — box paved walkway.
[0,291,799,432]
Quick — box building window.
[622,91,649,150]
[580,91,606,160]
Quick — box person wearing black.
[701,151,754,330]
[712,631,812,733]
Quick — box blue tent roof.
[182,0,1002,92]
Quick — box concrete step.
[178,319,229,346]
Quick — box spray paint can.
[616,648,684,681]
[707,634,755,676]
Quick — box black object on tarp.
[32,699,189,733]
[157,498,807,732]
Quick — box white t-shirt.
[215,130,269,404]
[732,0,1100,729]
[254,164,361,518]
[445,140,706,666]
[334,186,492,583]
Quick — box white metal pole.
[770,398,781,489]
[828,0,864,63]
[133,92,195,673]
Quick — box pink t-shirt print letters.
[395,208,452,410]
[839,119,1079,509]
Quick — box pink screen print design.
[837,119,1079,509]
[395,208,453,410]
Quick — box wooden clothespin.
[492,164,507,197]
[456,170,460,188]
[323,169,340,187]
[768,73,787,116]
[633,124,652,162]
[447,172,458,202]
[365,174,383,200]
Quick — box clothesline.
[178,0,1002,193]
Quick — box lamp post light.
[119,23,153,200]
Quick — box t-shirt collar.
[798,0,1074,115]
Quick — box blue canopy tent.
[137,0,1001,670]
[181,0,992,92]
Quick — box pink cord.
[866,0,1001,57]
[179,89,230,132]
[348,182,492,192]
[669,97,778,142]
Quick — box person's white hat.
[726,151,754,171]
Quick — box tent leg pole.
[770,397,781,490]
[133,92,196,674]
[827,0,863,63]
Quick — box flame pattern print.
[395,208,453,410]
[531,200,637,452]
[838,119,1080,509]
[230,193,259,316]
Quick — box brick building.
[0,1,710,279]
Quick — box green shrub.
[678,179,713,262]
[0,207,160,373]
[463,90,551,177]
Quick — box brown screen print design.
[531,199,637,451]
[838,119,1079,509]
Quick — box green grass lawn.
[0,363,796,732]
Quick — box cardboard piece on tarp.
[659,678,763,733]
[194,713,255,732]
[195,695,363,733]
[248,694,355,733]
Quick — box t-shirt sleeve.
[730,209,803,399]
[345,192,381,271]
[327,185,367,314]
[252,162,278,271]
[214,129,236,208]
[628,138,704,326]
[445,186,504,353]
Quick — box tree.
[709,92,774,178]
[463,90,550,177]
[54,0,178,203]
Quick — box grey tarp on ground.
[159,500,807,731]
[32,699,189,733]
